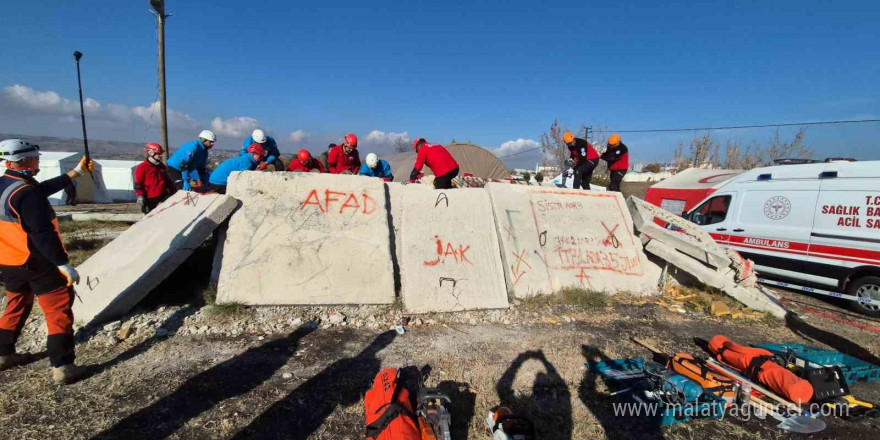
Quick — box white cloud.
[106,101,199,130]
[210,116,261,138]
[493,138,540,157]
[288,130,307,144]
[3,84,99,115]
[362,130,410,150]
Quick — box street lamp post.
[150,0,170,162]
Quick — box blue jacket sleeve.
[382,161,394,181]
[357,163,371,176]
[266,138,279,164]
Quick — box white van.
[684,160,880,316]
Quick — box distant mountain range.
[0,133,240,162]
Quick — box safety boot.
[52,364,86,385]
[0,353,32,371]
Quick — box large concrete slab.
[399,185,509,313]
[486,183,661,298]
[73,191,239,325]
[216,172,395,305]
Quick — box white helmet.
[366,153,379,169]
[252,129,267,144]
[198,130,216,142]
[0,139,40,162]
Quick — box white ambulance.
[683,160,880,316]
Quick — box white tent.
[34,151,114,205]
[36,152,82,205]
[95,159,140,202]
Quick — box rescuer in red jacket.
[288,149,326,173]
[134,143,177,213]
[563,131,600,190]
[600,133,629,192]
[327,134,361,174]
[410,138,460,189]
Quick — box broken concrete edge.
[73,194,241,326]
[57,212,145,222]
[643,239,787,318]
[636,221,731,269]
[628,196,722,248]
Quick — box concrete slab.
[216,172,395,305]
[486,183,661,298]
[72,191,239,325]
[399,185,509,313]
[643,240,787,318]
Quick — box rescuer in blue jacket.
[240,129,282,171]
[208,143,267,194]
[358,153,394,181]
[167,130,215,191]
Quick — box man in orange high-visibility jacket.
[0,139,92,385]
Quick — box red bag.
[364,368,421,440]
[709,335,813,403]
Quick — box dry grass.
[520,287,609,311]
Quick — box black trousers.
[142,193,171,214]
[609,170,626,192]
[167,168,184,190]
[209,183,227,194]
[572,159,598,190]
[433,168,459,189]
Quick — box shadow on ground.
[90,323,317,440]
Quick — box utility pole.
[150,0,170,161]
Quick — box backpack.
[364,368,421,440]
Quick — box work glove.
[382,178,391,182]
[74,157,94,175]
[257,162,269,171]
[136,196,144,206]
[57,264,80,286]
[182,180,192,191]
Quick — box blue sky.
[1,0,878,168]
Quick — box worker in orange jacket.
[600,133,629,192]
[0,139,93,384]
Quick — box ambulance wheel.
[847,276,880,318]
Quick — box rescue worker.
[328,134,361,174]
[410,138,459,189]
[167,130,215,191]
[600,133,629,192]
[0,139,92,384]
[207,143,267,194]
[287,149,325,173]
[318,144,336,172]
[240,129,283,171]
[134,142,176,214]
[358,153,393,181]
[563,131,599,190]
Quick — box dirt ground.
[1,220,879,439]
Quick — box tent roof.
[384,142,509,179]
[651,168,742,190]
[96,159,140,168]
[39,151,80,161]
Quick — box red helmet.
[247,143,267,158]
[144,142,164,155]
[297,149,311,162]
[412,138,426,151]
[344,133,358,148]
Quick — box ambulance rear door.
[810,161,880,285]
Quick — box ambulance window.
[690,195,732,225]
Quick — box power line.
[497,118,880,159]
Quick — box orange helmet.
[344,133,358,148]
[297,149,311,162]
[608,133,621,146]
[563,131,575,144]
[144,142,164,155]
[412,138,426,151]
